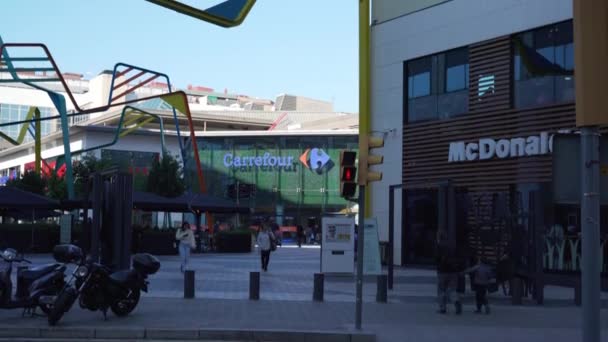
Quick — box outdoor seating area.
[0,186,249,254]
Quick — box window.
[513,20,574,108]
[445,49,469,92]
[408,57,431,98]
[0,103,55,142]
[405,47,469,123]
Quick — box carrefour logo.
[300,148,334,174]
[221,148,333,173]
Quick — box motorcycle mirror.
[1,249,17,261]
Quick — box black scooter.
[0,248,66,316]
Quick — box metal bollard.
[313,273,324,302]
[511,277,523,305]
[184,270,195,299]
[376,275,388,303]
[250,272,260,300]
[574,278,582,306]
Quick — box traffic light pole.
[355,184,365,330]
[581,126,600,342]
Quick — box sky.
[0,0,359,112]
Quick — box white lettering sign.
[448,132,554,162]
[223,152,295,170]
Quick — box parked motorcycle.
[0,248,66,315]
[47,244,160,325]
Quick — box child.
[463,257,494,314]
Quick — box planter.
[215,231,252,253]
[139,230,177,255]
[0,224,59,253]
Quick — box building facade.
[370,0,607,272]
[183,131,358,226]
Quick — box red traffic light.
[341,166,357,182]
[345,168,353,180]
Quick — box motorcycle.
[0,248,66,316]
[48,244,160,325]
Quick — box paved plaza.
[22,244,608,304]
[1,245,606,341]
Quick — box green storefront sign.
[184,134,358,218]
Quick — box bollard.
[184,270,195,299]
[313,273,324,302]
[511,277,523,305]
[250,272,260,300]
[376,275,388,303]
[574,278,582,306]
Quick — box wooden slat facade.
[403,34,576,190]
[402,34,576,262]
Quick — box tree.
[146,153,185,198]
[6,170,47,195]
[72,153,115,196]
[146,153,185,228]
[46,172,68,200]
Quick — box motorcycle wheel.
[110,288,140,317]
[38,302,53,315]
[47,287,78,326]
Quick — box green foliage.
[146,153,185,198]
[72,153,115,196]
[46,172,68,200]
[5,170,47,195]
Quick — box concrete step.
[0,327,375,342]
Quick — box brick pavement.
[23,245,608,304]
[3,246,608,341]
[0,297,606,341]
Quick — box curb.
[0,327,376,342]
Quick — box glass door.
[403,189,438,265]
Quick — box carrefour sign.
[448,132,553,162]
[223,152,295,170]
[222,148,333,172]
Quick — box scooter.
[0,248,66,316]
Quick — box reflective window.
[445,49,469,92]
[513,20,574,108]
[407,57,431,99]
[0,103,55,142]
[405,47,469,123]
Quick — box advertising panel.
[321,216,355,274]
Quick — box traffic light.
[340,150,357,198]
[358,135,384,184]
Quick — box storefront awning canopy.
[133,191,249,214]
[0,187,60,210]
[59,191,248,214]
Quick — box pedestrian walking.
[257,225,275,271]
[463,257,495,314]
[436,230,462,315]
[175,221,195,273]
[296,224,304,248]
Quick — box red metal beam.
[110,74,159,103]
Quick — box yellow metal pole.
[358,0,371,218]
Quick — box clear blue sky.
[1,0,358,112]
